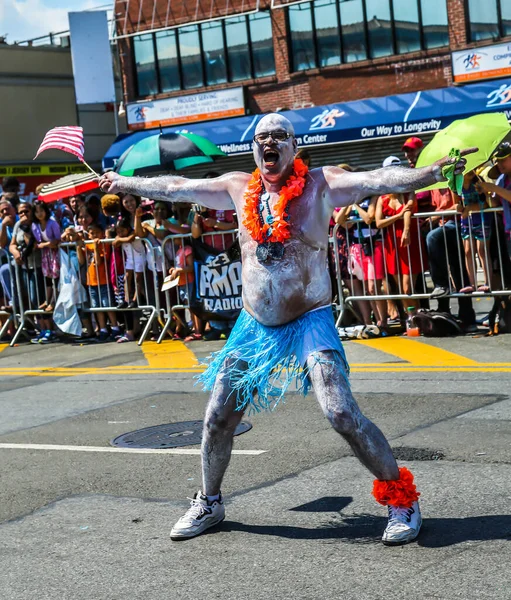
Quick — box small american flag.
[34,126,85,162]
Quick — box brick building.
[106,0,511,171]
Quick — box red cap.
[402,137,424,151]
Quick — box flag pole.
[82,160,101,178]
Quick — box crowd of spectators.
[2,137,511,345]
[0,173,237,344]
[330,138,511,339]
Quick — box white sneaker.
[345,325,365,339]
[170,491,225,541]
[382,500,422,545]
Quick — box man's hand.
[2,215,15,228]
[99,171,124,194]
[475,181,497,195]
[433,147,479,181]
[202,217,217,228]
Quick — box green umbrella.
[415,112,510,191]
[116,131,226,176]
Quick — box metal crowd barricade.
[158,229,239,344]
[75,237,161,346]
[0,249,19,343]
[330,205,510,327]
[9,236,164,346]
[10,248,59,346]
[159,232,194,343]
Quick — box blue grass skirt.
[198,306,349,412]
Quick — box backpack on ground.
[414,309,463,337]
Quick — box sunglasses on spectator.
[253,130,293,144]
[18,209,30,215]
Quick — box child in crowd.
[376,191,426,314]
[76,223,120,342]
[348,196,388,330]
[32,200,61,312]
[100,194,121,227]
[141,201,188,278]
[167,237,202,341]
[107,225,124,307]
[457,170,492,293]
[117,195,146,308]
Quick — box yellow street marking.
[0,364,509,378]
[353,337,479,366]
[141,340,199,369]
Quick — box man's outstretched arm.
[323,147,477,207]
[99,171,246,210]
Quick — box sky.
[0,0,111,43]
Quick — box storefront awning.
[103,78,511,170]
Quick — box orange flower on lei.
[242,158,308,244]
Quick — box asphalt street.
[0,327,510,599]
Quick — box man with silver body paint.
[100,114,474,545]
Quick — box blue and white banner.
[104,78,511,169]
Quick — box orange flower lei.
[242,158,308,244]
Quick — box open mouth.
[263,149,279,166]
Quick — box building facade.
[110,0,511,171]
[0,40,125,198]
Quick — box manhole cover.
[392,447,445,461]
[111,420,252,449]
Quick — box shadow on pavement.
[289,496,353,512]
[220,514,511,547]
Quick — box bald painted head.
[253,114,297,183]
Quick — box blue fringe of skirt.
[198,307,349,412]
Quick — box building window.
[225,16,252,81]
[201,21,228,86]
[420,0,449,49]
[155,30,180,92]
[467,0,509,42]
[249,12,277,77]
[287,0,449,72]
[314,0,341,67]
[366,0,393,58]
[288,3,317,71]
[133,34,158,96]
[393,0,420,55]
[178,25,204,89]
[132,12,275,98]
[341,0,368,63]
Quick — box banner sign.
[126,88,245,131]
[104,78,511,168]
[69,11,116,104]
[452,43,511,83]
[190,239,242,321]
[0,164,89,177]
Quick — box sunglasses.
[19,210,31,216]
[253,130,292,144]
